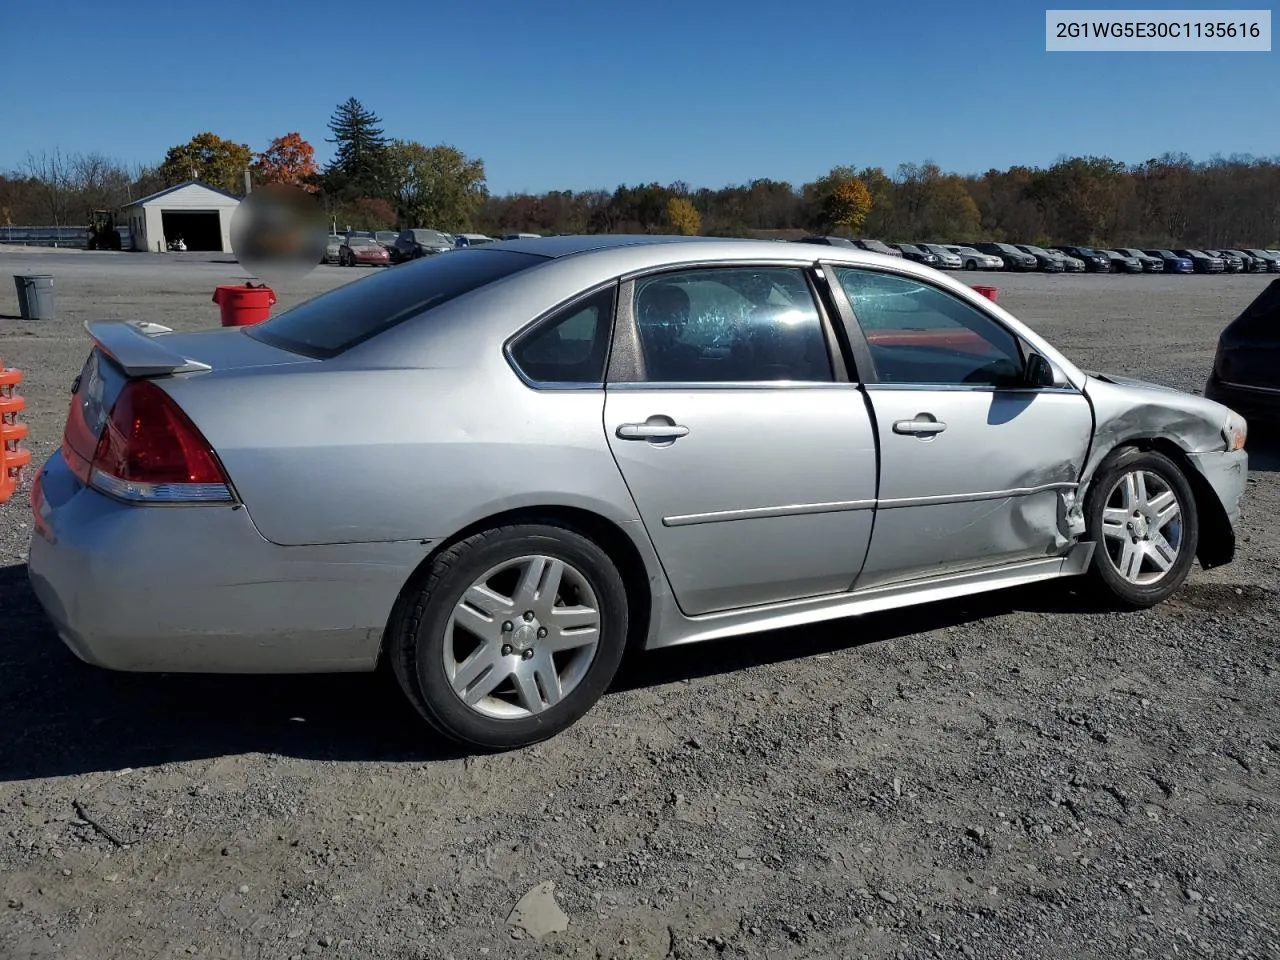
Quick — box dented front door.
[856,386,1093,589]
[824,263,1094,590]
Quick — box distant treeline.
[471,154,1280,248]
[3,149,1278,249]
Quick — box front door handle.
[616,421,689,441]
[893,416,947,436]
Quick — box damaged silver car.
[29,236,1250,750]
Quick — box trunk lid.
[62,321,316,481]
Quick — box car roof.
[321,232,1090,391]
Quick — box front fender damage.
[1076,376,1247,570]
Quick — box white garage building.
[121,180,241,253]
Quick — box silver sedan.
[29,236,1250,750]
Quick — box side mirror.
[1025,352,1055,388]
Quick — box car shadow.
[0,560,1113,782]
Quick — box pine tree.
[324,97,391,199]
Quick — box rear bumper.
[27,452,427,673]
[1205,375,1280,426]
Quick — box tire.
[965,260,977,271]
[1083,447,1199,609]
[389,523,629,750]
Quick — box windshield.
[349,238,379,247]
[410,230,450,246]
[248,249,547,358]
[1021,245,1049,255]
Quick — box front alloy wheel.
[1099,469,1183,585]
[1084,448,1199,608]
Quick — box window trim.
[605,262,850,389]
[503,280,620,390]
[822,262,1082,394]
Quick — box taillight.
[89,380,234,504]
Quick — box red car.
[338,237,391,267]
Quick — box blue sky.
[1,0,1274,194]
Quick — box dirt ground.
[1,252,1277,960]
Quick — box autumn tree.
[665,196,701,235]
[388,140,487,229]
[254,133,319,191]
[157,132,252,194]
[810,168,873,234]
[324,98,391,199]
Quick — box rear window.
[248,249,547,358]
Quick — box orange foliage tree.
[254,133,319,192]
[824,177,873,233]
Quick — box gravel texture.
[1,252,1277,960]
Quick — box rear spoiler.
[84,320,211,378]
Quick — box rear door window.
[249,249,547,358]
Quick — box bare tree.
[24,149,72,225]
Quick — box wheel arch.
[377,505,657,667]
[1085,436,1234,570]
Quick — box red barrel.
[971,285,998,302]
[212,284,277,327]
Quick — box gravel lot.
[1,251,1277,960]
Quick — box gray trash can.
[13,274,55,320]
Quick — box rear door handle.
[893,417,947,436]
[616,422,689,441]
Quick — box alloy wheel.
[443,555,601,719]
[1099,469,1184,585]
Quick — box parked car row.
[796,235,1280,275]
[322,229,555,267]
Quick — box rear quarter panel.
[163,364,638,546]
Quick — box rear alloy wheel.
[1084,448,1199,608]
[390,524,629,750]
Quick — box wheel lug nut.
[502,621,513,632]
[523,611,534,622]
[501,644,512,656]
[537,627,548,639]
[522,649,534,660]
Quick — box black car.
[1222,249,1268,273]
[1205,277,1280,425]
[1205,249,1245,273]
[851,238,904,258]
[1011,244,1065,272]
[393,228,454,263]
[1115,248,1166,272]
[1097,249,1145,274]
[1174,249,1226,273]
[973,242,1038,271]
[1052,245,1111,272]
[892,242,941,266]
[1242,249,1280,273]
[794,235,858,247]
